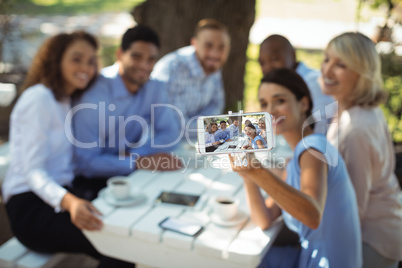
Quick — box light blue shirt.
[283,134,362,268]
[151,46,225,135]
[251,135,267,149]
[72,64,180,178]
[228,124,239,136]
[296,62,335,134]
[214,128,231,141]
[204,132,215,147]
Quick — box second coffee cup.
[107,176,131,200]
[213,196,239,221]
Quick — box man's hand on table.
[61,192,103,231]
[137,153,184,171]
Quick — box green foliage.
[363,0,401,9]
[0,0,16,62]
[244,43,262,112]
[380,52,402,142]
[98,39,119,68]
[11,0,144,15]
[1,0,15,13]
[296,49,323,70]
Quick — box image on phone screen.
[197,112,274,155]
[155,191,200,207]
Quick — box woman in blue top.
[230,68,362,267]
[243,124,267,149]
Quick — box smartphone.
[197,112,274,155]
[159,217,204,237]
[155,191,201,207]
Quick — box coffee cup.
[107,176,131,200]
[213,196,239,221]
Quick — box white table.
[84,150,283,268]
[214,137,249,153]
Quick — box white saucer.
[98,188,146,207]
[210,210,248,227]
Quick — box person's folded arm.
[72,100,135,178]
[128,88,181,157]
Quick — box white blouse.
[327,106,402,261]
[2,84,74,211]
[205,132,215,147]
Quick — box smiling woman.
[323,32,402,267]
[231,68,362,267]
[21,31,98,100]
[61,39,97,95]
[1,31,134,267]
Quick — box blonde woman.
[322,32,402,268]
[258,117,267,141]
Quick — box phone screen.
[159,217,204,236]
[155,191,200,207]
[197,112,274,155]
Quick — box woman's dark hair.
[206,122,218,133]
[22,31,99,101]
[260,68,314,129]
[245,123,257,137]
[121,25,160,51]
[246,123,256,130]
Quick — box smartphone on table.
[159,217,204,237]
[155,191,200,206]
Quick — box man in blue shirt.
[72,25,183,185]
[151,19,231,139]
[258,34,335,134]
[228,118,239,137]
[214,121,232,142]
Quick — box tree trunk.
[132,0,256,112]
